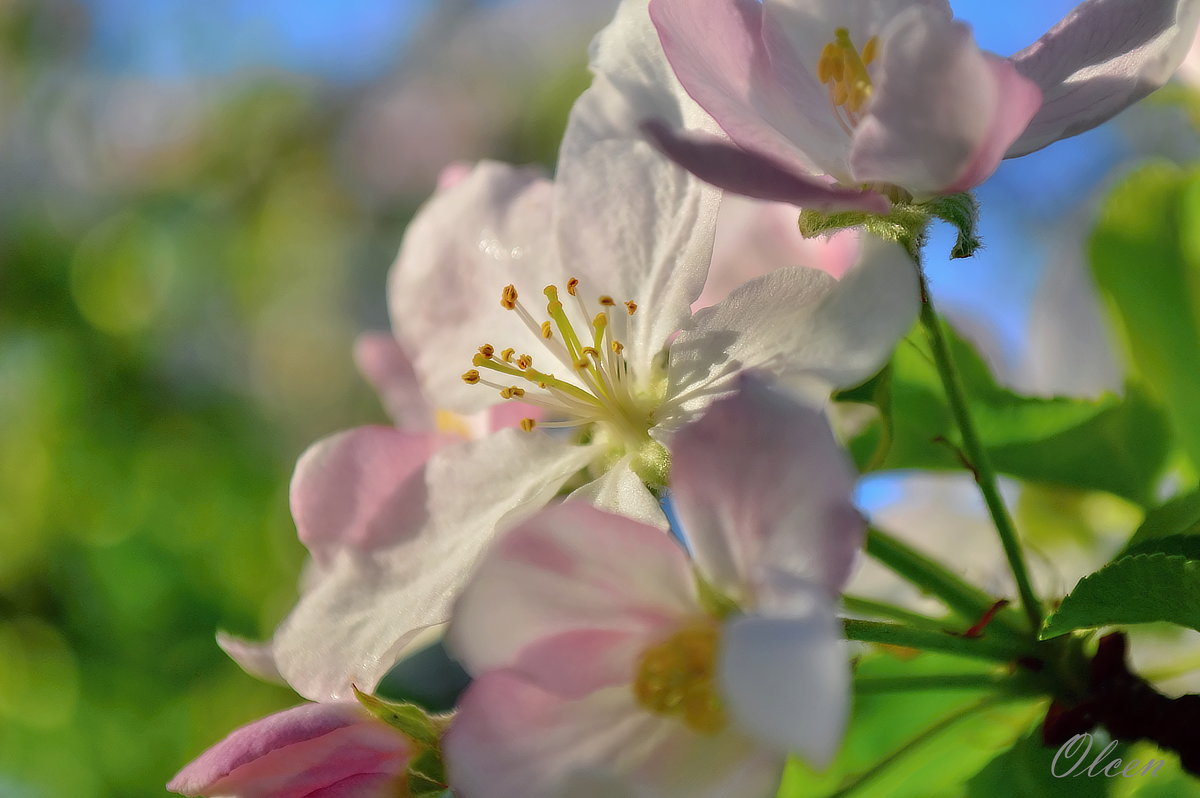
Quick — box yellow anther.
[500,284,518,310]
[821,28,876,128]
[862,35,878,65]
[478,344,495,358]
[472,353,489,367]
[599,296,616,307]
[567,277,580,296]
[818,41,841,83]
[625,300,638,316]
[581,347,599,359]
[633,624,726,735]
[575,359,589,370]
[499,386,527,399]
[462,370,481,384]
[519,418,537,432]
[511,386,525,397]
[611,340,624,354]
[540,321,553,339]
[544,285,560,302]
[517,354,533,370]
[500,348,515,363]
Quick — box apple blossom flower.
[644,0,1200,207]
[168,702,411,798]
[442,377,861,798]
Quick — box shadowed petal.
[1007,0,1200,157]
[643,122,888,212]
[352,334,432,431]
[669,376,863,603]
[290,427,441,565]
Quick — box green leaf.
[353,687,445,748]
[1040,553,1200,639]
[967,728,1127,797]
[840,324,1170,505]
[1124,534,1200,560]
[1123,491,1200,552]
[1090,163,1200,473]
[777,652,1042,797]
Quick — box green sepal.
[353,686,447,749]
[922,193,982,259]
[407,748,450,797]
[798,204,929,261]
[797,191,980,261]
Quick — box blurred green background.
[0,0,604,793]
[3,0,1200,795]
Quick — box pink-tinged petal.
[437,160,473,190]
[446,502,696,690]
[305,773,408,798]
[486,400,542,434]
[643,121,889,213]
[650,0,841,175]
[663,234,918,422]
[216,632,283,685]
[275,430,591,702]
[387,161,563,415]
[670,376,863,603]
[352,334,432,431]
[699,195,858,310]
[290,427,440,565]
[444,672,784,798]
[168,703,408,798]
[849,9,1042,195]
[719,592,850,767]
[1007,0,1200,157]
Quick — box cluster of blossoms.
[171,1,1199,796]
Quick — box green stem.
[865,528,1026,639]
[843,619,1033,664]
[826,696,1006,797]
[842,595,954,634]
[917,283,1044,632]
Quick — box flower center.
[817,28,878,135]
[462,280,658,449]
[633,623,726,735]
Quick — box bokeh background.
[1,1,1197,795]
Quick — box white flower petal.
[568,457,668,530]
[663,235,918,421]
[1007,0,1200,157]
[273,431,589,701]
[388,161,562,415]
[720,592,849,767]
[670,375,863,602]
